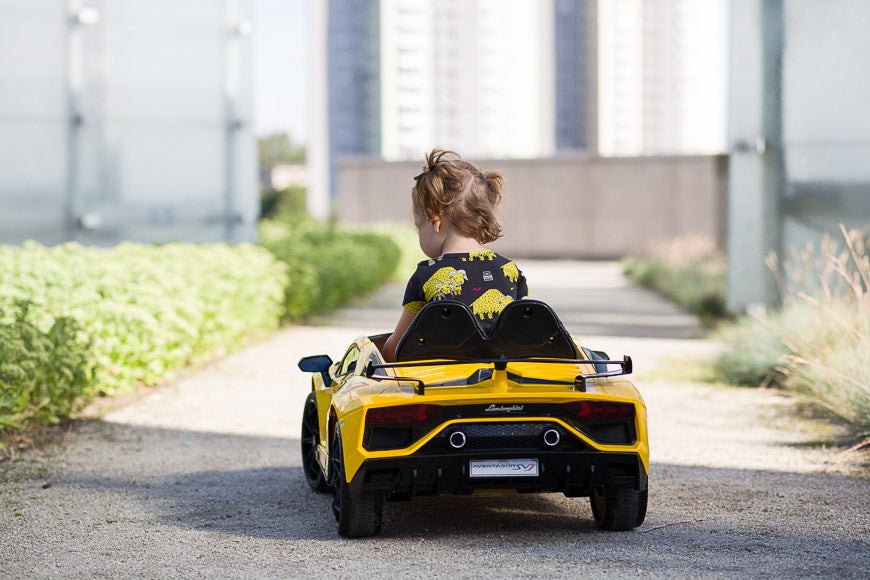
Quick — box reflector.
[563,400,635,422]
[366,404,443,425]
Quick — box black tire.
[590,486,647,531]
[330,424,384,538]
[634,489,648,527]
[301,392,328,492]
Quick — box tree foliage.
[258,133,306,169]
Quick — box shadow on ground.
[37,421,868,577]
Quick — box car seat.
[394,299,577,362]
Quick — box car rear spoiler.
[366,355,632,395]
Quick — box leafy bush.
[622,235,727,324]
[354,222,427,281]
[259,220,401,320]
[0,242,288,398]
[1,302,94,429]
[0,220,399,436]
[714,226,870,436]
[261,185,308,223]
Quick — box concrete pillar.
[726,0,784,313]
[307,0,331,220]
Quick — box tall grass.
[770,226,870,433]
[715,226,870,438]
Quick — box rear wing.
[366,355,632,395]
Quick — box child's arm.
[383,308,417,363]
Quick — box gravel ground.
[1,262,868,578]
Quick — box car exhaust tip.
[449,431,467,449]
[543,429,560,447]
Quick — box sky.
[252,0,311,143]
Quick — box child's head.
[412,149,504,244]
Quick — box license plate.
[469,459,539,478]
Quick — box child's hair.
[412,149,504,244]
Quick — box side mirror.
[298,354,333,387]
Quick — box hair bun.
[412,148,505,244]
[484,171,504,207]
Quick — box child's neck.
[440,237,485,255]
[434,219,486,256]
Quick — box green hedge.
[1,242,288,430]
[259,220,401,320]
[0,303,93,429]
[1,225,400,434]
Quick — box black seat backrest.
[394,299,576,362]
[489,299,577,359]
[394,301,485,362]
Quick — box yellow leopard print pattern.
[501,261,520,283]
[422,267,468,301]
[465,250,497,262]
[471,289,514,320]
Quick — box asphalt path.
[1,261,867,578]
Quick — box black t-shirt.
[401,250,529,330]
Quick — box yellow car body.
[299,300,649,537]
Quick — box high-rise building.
[321,0,558,164]
[327,0,381,161]
[554,0,598,152]
[309,0,727,213]
[597,0,728,156]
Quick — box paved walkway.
[3,261,866,578]
[310,260,715,383]
[314,260,706,339]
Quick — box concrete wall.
[726,0,870,312]
[336,154,728,259]
[0,0,258,247]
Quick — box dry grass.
[726,226,870,445]
[766,226,870,439]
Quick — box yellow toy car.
[298,299,648,537]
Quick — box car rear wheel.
[330,424,384,538]
[590,486,647,531]
[301,392,328,492]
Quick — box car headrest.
[394,299,576,362]
[489,299,578,359]
[394,301,484,362]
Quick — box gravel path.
[1,261,867,578]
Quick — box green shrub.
[0,222,398,435]
[259,220,401,320]
[261,185,308,223]
[622,235,727,324]
[0,242,288,397]
[1,302,94,429]
[352,222,426,281]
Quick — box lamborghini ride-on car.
[298,299,648,537]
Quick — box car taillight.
[563,401,635,422]
[366,404,443,425]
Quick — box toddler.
[383,149,528,362]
